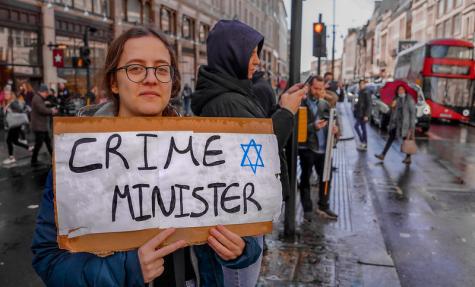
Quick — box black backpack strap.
[173,248,186,287]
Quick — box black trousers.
[382,128,411,157]
[32,131,52,163]
[298,149,332,212]
[6,127,29,156]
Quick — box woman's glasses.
[114,64,174,83]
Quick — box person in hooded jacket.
[31,27,261,287]
[191,20,307,287]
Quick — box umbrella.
[380,80,418,106]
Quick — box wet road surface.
[356,104,475,287]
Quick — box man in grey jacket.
[31,84,57,166]
[299,76,339,221]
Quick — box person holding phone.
[298,75,339,221]
[191,19,307,287]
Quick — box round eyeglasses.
[114,64,174,83]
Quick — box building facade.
[0,0,288,97]
[341,0,475,81]
[341,28,358,82]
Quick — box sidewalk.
[258,103,401,286]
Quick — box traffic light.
[72,56,84,68]
[313,22,327,58]
[79,46,91,67]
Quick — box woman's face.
[397,86,406,95]
[247,47,260,79]
[112,36,173,117]
[4,91,12,102]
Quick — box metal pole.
[331,0,336,75]
[284,0,303,238]
[317,14,322,76]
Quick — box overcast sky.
[283,0,374,72]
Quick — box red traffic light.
[314,23,324,33]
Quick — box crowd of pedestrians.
[0,78,103,166]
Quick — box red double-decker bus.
[394,39,475,122]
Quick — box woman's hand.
[138,228,187,283]
[208,225,245,261]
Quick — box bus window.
[425,77,471,107]
[429,45,473,59]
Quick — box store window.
[438,0,444,16]
[182,16,194,40]
[0,27,41,89]
[446,0,453,11]
[160,8,171,33]
[199,23,209,43]
[123,0,152,24]
[93,0,109,16]
[127,0,141,23]
[143,2,152,24]
[436,23,443,37]
[55,35,108,96]
[73,0,93,12]
[453,13,462,35]
[444,18,452,37]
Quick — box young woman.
[375,85,416,164]
[31,27,261,287]
[19,81,35,107]
[2,90,31,165]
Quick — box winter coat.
[191,20,293,201]
[252,71,276,116]
[31,101,262,287]
[354,87,372,120]
[31,94,54,132]
[388,95,416,138]
[299,97,331,153]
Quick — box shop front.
[0,2,42,90]
[53,13,112,97]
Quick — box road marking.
[427,132,444,141]
[399,233,411,238]
[27,205,39,209]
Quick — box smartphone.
[303,73,315,86]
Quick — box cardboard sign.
[53,117,282,253]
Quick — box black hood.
[191,65,254,115]
[207,20,264,80]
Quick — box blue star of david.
[240,139,264,174]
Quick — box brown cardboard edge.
[53,116,274,134]
[58,222,273,253]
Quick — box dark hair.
[395,85,406,97]
[102,27,181,115]
[310,75,324,85]
[359,79,366,85]
[324,72,333,78]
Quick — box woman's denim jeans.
[222,236,264,287]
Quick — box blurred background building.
[0,0,289,96]
[338,0,475,83]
